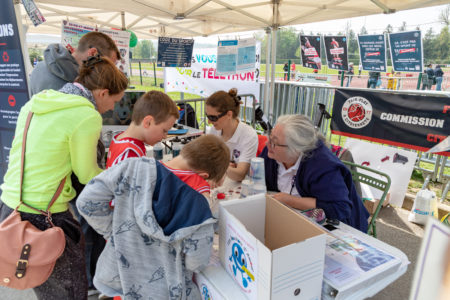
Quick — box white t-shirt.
[277,155,302,197]
[209,121,258,164]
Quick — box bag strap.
[18,112,66,223]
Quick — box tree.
[385,24,393,33]
[359,26,368,35]
[398,21,407,32]
[260,27,300,63]
[439,5,450,26]
[423,28,437,64]
[437,26,450,63]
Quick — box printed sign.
[61,21,131,77]
[300,35,322,69]
[358,34,387,71]
[324,36,348,71]
[224,217,258,300]
[157,37,194,68]
[22,0,46,26]
[0,0,30,182]
[217,38,257,75]
[164,46,260,99]
[389,31,423,72]
[331,89,450,156]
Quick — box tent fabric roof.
[25,0,449,39]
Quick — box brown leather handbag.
[0,112,66,290]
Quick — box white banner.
[61,21,130,77]
[165,45,260,100]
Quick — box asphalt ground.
[0,206,426,300]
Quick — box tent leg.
[264,27,271,119]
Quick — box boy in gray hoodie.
[77,155,220,299]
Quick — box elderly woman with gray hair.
[259,114,369,232]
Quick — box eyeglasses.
[268,135,288,148]
[206,111,227,122]
[83,54,103,69]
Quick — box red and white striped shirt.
[162,163,210,194]
[106,133,146,169]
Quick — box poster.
[331,89,450,156]
[22,0,46,27]
[389,31,423,72]
[164,45,260,99]
[61,21,131,76]
[358,34,387,72]
[0,0,30,182]
[324,35,348,71]
[217,40,238,75]
[300,35,322,69]
[157,37,194,68]
[217,38,257,75]
[344,138,417,207]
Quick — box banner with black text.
[331,89,449,156]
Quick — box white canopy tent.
[19,0,450,119]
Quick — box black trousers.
[0,200,88,300]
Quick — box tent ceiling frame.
[211,0,271,26]
[189,2,271,17]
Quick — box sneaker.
[88,289,100,296]
[98,293,114,300]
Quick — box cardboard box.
[195,265,247,300]
[363,198,380,215]
[219,194,327,300]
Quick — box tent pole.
[264,27,271,118]
[121,11,126,30]
[269,0,279,124]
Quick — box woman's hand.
[272,193,317,211]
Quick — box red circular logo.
[347,103,366,122]
[8,95,16,107]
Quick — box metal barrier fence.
[263,72,449,91]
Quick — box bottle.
[172,137,182,158]
[153,142,164,161]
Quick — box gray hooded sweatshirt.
[77,157,216,299]
[30,44,79,96]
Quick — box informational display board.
[331,89,450,156]
[22,0,46,27]
[0,1,30,181]
[157,37,194,68]
[300,35,322,70]
[324,36,348,71]
[61,21,131,77]
[358,34,387,72]
[389,30,423,72]
[217,38,257,75]
[165,45,260,99]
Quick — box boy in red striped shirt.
[106,91,179,168]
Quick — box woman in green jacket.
[0,55,128,300]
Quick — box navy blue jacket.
[260,140,369,232]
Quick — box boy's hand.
[229,161,237,168]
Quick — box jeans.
[346,76,352,87]
[436,77,443,91]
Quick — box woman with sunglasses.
[206,88,258,182]
[259,114,369,232]
[0,56,128,299]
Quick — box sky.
[26,4,449,45]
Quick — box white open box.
[219,194,327,300]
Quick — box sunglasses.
[83,54,103,69]
[206,111,227,122]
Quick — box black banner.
[300,35,322,69]
[331,89,450,156]
[324,36,348,71]
[157,37,194,67]
[0,1,30,181]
